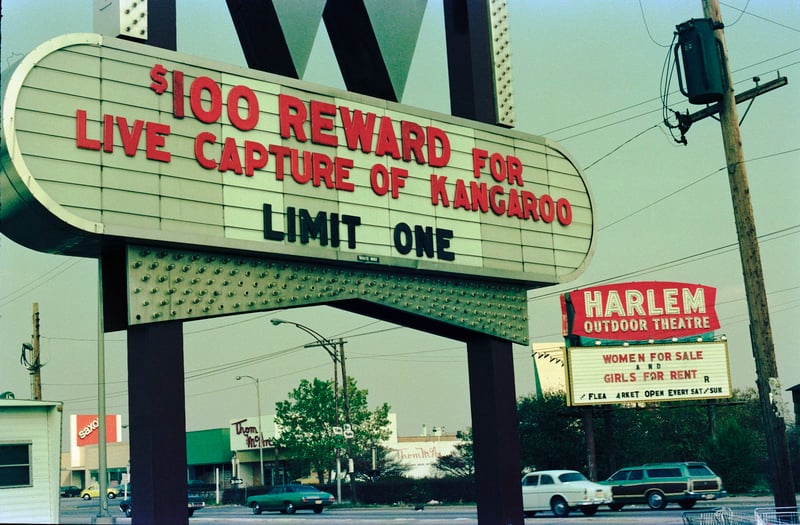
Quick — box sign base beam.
[127,321,188,525]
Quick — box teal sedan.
[246,484,335,515]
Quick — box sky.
[0,0,798,448]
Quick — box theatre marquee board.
[1,34,595,340]
[561,281,721,343]
[565,341,732,406]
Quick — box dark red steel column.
[443,0,498,124]
[127,321,187,525]
[467,335,523,525]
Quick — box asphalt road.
[60,495,779,524]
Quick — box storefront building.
[61,414,459,488]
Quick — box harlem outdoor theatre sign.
[0,34,594,311]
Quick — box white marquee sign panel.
[1,34,594,287]
[565,341,732,406]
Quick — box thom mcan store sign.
[0,34,594,287]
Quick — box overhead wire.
[598,147,800,230]
[637,0,673,48]
[583,125,659,171]
[542,51,799,141]
[529,223,799,304]
[723,0,752,27]
[721,1,800,32]
[0,259,83,308]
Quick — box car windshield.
[559,472,588,483]
[289,485,317,493]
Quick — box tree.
[703,389,767,492]
[274,376,391,485]
[517,391,586,471]
[434,427,475,478]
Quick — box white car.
[522,469,613,517]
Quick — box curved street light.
[270,318,351,503]
[235,375,265,488]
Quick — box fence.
[754,507,800,525]
[683,506,800,525]
[683,507,754,525]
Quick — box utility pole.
[702,0,796,507]
[337,338,356,504]
[32,303,42,400]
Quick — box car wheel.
[581,505,599,516]
[283,501,296,514]
[647,490,667,510]
[252,503,262,515]
[313,507,324,514]
[107,492,116,499]
[82,494,91,501]
[679,500,697,510]
[551,497,570,517]
[608,502,624,511]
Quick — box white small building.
[383,416,459,478]
[0,399,63,524]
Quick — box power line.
[723,0,752,27]
[637,0,673,48]
[583,125,659,171]
[598,147,800,230]
[721,1,800,32]
[542,54,799,140]
[528,224,800,303]
[0,259,83,308]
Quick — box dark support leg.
[127,321,187,525]
[323,0,396,100]
[443,0,498,124]
[467,335,523,525]
[145,0,176,51]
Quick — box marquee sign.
[561,281,720,342]
[0,34,594,288]
[565,341,732,406]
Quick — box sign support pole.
[127,321,188,525]
[466,335,523,525]
[701,0,796,507]
[122,3,183,523]
[97,262,109,518]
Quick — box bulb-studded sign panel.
[1,34,594,288]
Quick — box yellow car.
[80,483,120,500]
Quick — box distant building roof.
[0,399,61,408]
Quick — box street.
[60,495,777,524]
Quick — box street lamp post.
[235,375,265,487]
[271,319,350,504]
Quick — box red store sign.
[75,414,120,446]
[561,281,720,341]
